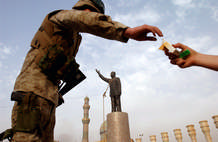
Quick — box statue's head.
[110,71,116,78]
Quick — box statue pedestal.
[107,112,131,142]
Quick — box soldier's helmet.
[73,0,105,14]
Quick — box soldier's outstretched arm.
[50,10,129,43]
[123,24,163,41]
[96,69,110,83]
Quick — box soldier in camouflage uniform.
[10,0,163,141]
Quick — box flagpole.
[103,93,105,122]
[102,86,108,136]
[103,86,108,122]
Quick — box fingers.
[144,36,157,41]
[182,61,192,68]
[172,43,184,48]
[149,28,157,37]
[172,43,188,52]
[147,26,163,37]
[171,58,184,67]
[170,59,176,65]
[164,49,178,60]
[96,69,100,73]
[144,26,163,41]
[176,59,186,68]
[171,58,190,68]
[126,24,163,41]
[152,26,163,37]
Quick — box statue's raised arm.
[96,69,110,83]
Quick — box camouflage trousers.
[11,93,56,142]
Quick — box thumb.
[172,43,187,52]
[144,36,157,41]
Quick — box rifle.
[58,69,86,106]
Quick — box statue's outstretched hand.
[95,69,100,74]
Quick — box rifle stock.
[58,69,86,96]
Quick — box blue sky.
[0,0,218,142]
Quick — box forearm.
[194,53,218,71]
[123,27,132,38]
[98,74,109,83]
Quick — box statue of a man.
[96,69,122,112]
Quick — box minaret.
[82,97,90,142]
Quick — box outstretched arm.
[50,10,163,42]
[165,43,218,71]
[96,69,110,83]
[50,10,129,42]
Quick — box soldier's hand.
[124,24,163,41]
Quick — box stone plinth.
[107,112,131,142]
